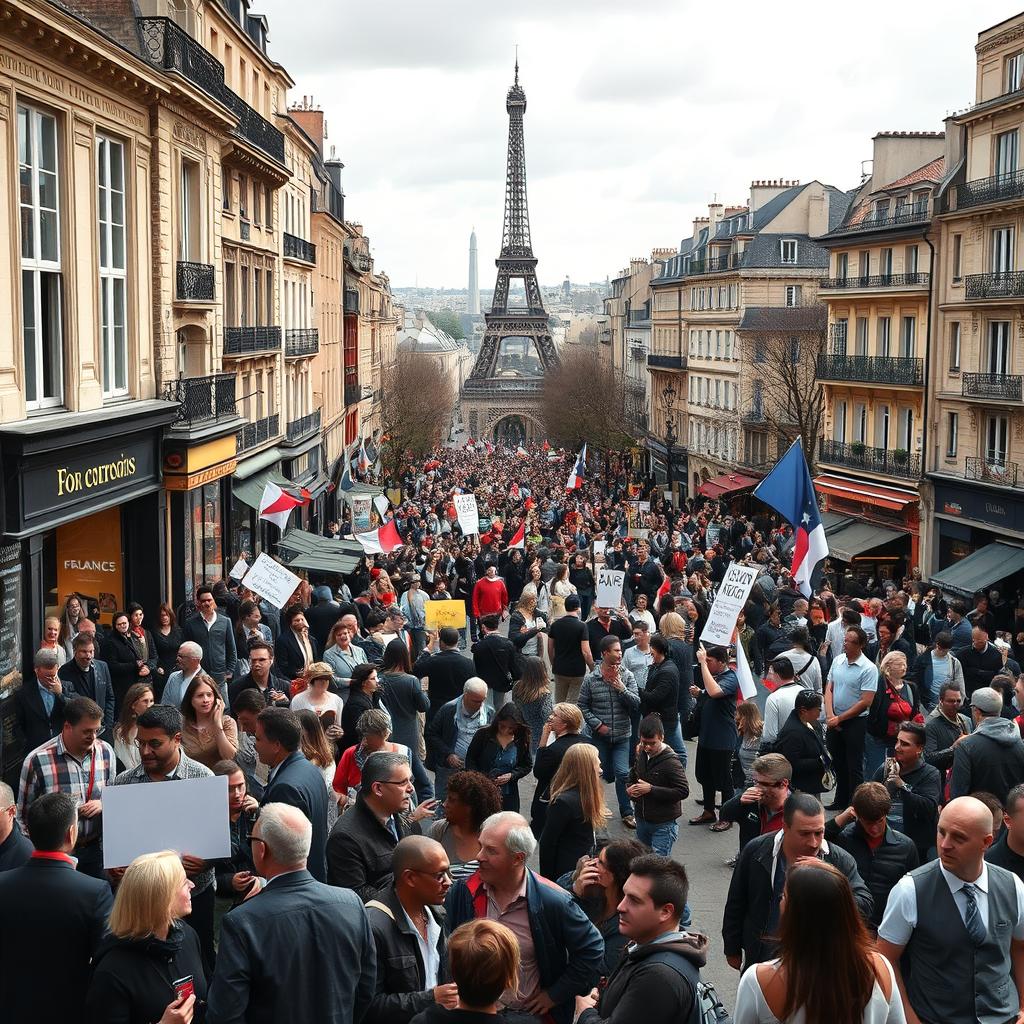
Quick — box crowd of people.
[5,439,1024,1024]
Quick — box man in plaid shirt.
[17,696,114,879]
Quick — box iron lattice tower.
[464,60,558,441]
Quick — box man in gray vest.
[878,796,1024,1024]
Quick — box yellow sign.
[56,506,124,625]
[425,599,467,631]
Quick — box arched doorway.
[494,415,527,447]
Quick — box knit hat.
[970,687,1003,715]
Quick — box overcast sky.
[257,0,1018,289]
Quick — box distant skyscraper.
[467,228,480,314]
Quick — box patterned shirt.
[18,735,117,842]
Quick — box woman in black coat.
[530,703,590,836]
[339,663,385,754]
[102,610,146,712]
[770,691,829,797]
[640,638,680,736]
[151,603,185,701]
[465,704,533,812]
[539,743,607,880]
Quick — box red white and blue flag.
[566,443,587,490]
[356,440,371,474]
[752,439,827,597]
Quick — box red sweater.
[472,576,509,618]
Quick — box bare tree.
[379,352,456,479]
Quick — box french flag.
[259,482,304,531]
[354,518,404,555]
[753,439,827,598]
[509,520,526,549]
[566,443,587,490]
[357,440,371,474]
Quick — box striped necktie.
[962,883,987,947]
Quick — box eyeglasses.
[410,867,452,883]
[754,778,789,789]
[250,836,266,848]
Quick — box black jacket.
[465,730,533,798]
[723,832,873,966]
[627,744,689,824]
[102,629,148,704]
[471,632,520,695]
[274,629,323,681]
[340,690,386,754]
[639,659,680,733]
[955,642,1005,696]
[307,600,344,650]
[866,678,921,741]
[719,794,784,851]
[14,680,65,753]
[366,885,448,1024]
[530,733,592,835]
[214,810,256,898]
[227,669,292,709]
[508,609,545,651]
[261,750,329,883]
[539,787,594,881]
[824,820,919,928]
[379,671,431,752]
[86,923,208,1024]
[924,707,972,773]
[59,658,116,734]
[768,710,828,795]
[413,649,477,718]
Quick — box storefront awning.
[278,527,364,559]
[827,520,908,563]
[822,511,855,535]
[307,473,331,500]
[930,542,1024,597]
[232,468,292,510]
[285,549,361,575]
[697,472,760,499]
[813,474,917,512]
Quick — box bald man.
[878,797,1024,1024]
[365,836,457,1022]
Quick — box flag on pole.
[259,482,303,531]
[354,518,404,554]
[516,445,529,459]
[735,634,758,700]
[752,439,827,598]
[566,443,587,490]
[338,466,354,491]
[509,520,526,549]
[542,439,550,451]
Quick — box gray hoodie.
[950,714,1024,803]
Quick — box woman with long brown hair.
[538,742,609,881]
[112,682,154,771]
[733,861,903,1024]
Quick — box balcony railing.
[818,438,921,479]
[955,169,1024,211]
[236,413,280,453]
[344,383,361,406]
[224,326,281,356]
[647,354,687,370]
[962,372,1023,402]
[828,203,930,235]
[344,289,360,314]
[462,378,544,395]
[820,272,930,290]
[221,89,285,164]
[283,232,317,263]
[285,409,321,442]
[285,328,319,358]
[137,17,225,103]
[162,373,236,426]
[965,456,1019,487]
[816,353,924,386]
[964,271,1024,299]
[175,260,215,302]
[742,405,767,424]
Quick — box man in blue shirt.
[825,625,878,810]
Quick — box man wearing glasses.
[718,753,793,853]
[326,751,437,901]
[365,835,459,1022]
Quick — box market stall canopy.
[285,549,361,575]
[233,467,293,510]
[930,542,1024,598]
[278,527,363,576]
[697,472,760,499]
[826,520,908,564]
[278,527,363,559]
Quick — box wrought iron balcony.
[344,383,361,406]
[828,204,930,235]
[964,271,1024,299]
[175,261,215,302]
[816,354,924,386]
[285,329,319,358]
[955,169,1024,211]
[283,232,317,264]
[344,289,360,314]
[965,456,1019,487]
[137,17,225,103]
[220,89,285,164]
[818,438,921,479]
[162,373,236,426]
[962,372,1023,402]
[706,254,732,272]
[820,272,929,290]
[285,409,321,442]
[742,405,767,424]
[647,354,687,371]
[224,326,281,356]
[236,413,280,453]
[462,378,544,395]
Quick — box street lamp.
[662,382,677,505]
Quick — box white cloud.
[256,0,1014,288]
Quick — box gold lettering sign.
[56,455,138,497]
[164,460,239,491]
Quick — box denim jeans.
[592,732,632,818]
[664,722,688,768]
[863,732,890,784]
[635,818,678,855]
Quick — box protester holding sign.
[689,646,740,830]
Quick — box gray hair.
[34,649,59,669]
[0,781,13,809]
[357,708,391,738]
[361,751,410,789]
[179,641,203,661]
[464,677,488,697]
[257,802,311,865]
[481,811,537,859]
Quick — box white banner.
[595,568,625,609]
[102,775,231,868]
[454,493,480,535]
[373,495,391,518]
[228,557,249,580]
[241,552,301,609]
[700,562,761,647]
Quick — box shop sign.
[55,506,123,625]
[934,482,1024,534]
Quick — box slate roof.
[52,0,144,58]
[741,233,830,270]
[738,306,828,332]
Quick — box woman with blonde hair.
[85,850,206,1024]
[865,650,920,780]
[295,708,340,831]
[735,698,765,789]
[530,702,588,834]
[290,661,345,743]
[539,742,609,880]
[549,563,577,621]
[508,591,545,658]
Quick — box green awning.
[232,468,291,510]
[285,550,361,575]
[827,521,907,563]
[930,542,1024,597]
[278,527,363,559]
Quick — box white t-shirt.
[290,690,344,723]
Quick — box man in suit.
[413,626,476,720]
[161,640,204,710]
[207,802,376,1024]
[274,605,322,681]
[0,792,113,1023]
[58,632,115,735]
[15,649,66,753]
[228,641,291,709]
[254,707,329,882]
[306,585,343,651]
[184,584,237,697]
[472,613,520,712]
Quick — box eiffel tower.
[462,61,558,447]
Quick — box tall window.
[988,416,1009,465]
[879,316,891,358]
[859,250,870,283]
[905,245,919,275]
[780,239,798,264]
[19,105,63,409]
[952,234,962,282]
[836,253,848,280]
[876,404,891,449]
[785,285,802,308]
[992,227,1015,273]
[949,321,961,371]
[880,248,893,275]
[853,402,867,443]
[97,135,127,397]
[897,408,914,451]
[900,316,916,358]
[180,159,199,261]
[855,317,868,356]
[1007,51,1024,93]
[988,321,1011,375]
[996,130,1019,179]
[946,412,958,459]
[224,260,236,324]
[833,400,847,443]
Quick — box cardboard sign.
[228,557,249,580]
[627,528,649,540]
[595,568,625,609]
[705,522,722,547]
[102,775,231,868]
[454,493,480,535]
[425,599,468,630]
[592,540,607,565]
[700,562,761,647]
[241,552,301,609]
[351,495,373,533]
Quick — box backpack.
[646,949,733,1024]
